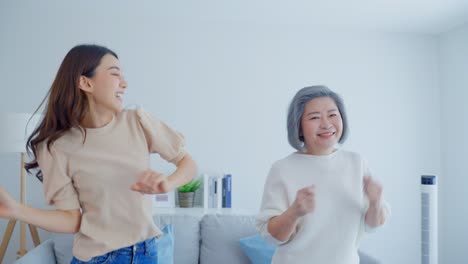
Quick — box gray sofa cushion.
[51,233,74,264]
[358,251,381,264]
[200,214,257,264]
[153,214,201,264]
[14,239,56,264]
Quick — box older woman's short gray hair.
[287,85,349,151]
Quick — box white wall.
[438,22,468,264]
[0,1,443,263]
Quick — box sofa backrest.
[199,214,257,264]
[153,214,202,264]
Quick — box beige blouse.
[37,108,186,261]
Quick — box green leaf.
[190,179,202,191]
[178,178,203,192]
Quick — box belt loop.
[144,238,149,254]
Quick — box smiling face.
[80,54,128,115]
[300,96,343,155]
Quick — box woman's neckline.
[293,148,341,159]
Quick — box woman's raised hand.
[363,176,383,206]
[131,169,173,194]
[0,186,19,220]
[291,185,316,217]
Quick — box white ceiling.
[2,0,468,35]
[172,0,468,35]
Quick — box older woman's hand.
[131,169,173,194]
[364,176,383,206]
[291,185,316,217]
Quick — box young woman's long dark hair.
[25,44,118,182]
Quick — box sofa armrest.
[14,239,56,264]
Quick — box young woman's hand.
[291,185,316,217]
[131,169,173,194]
[364,176,383,206]
[0,186,20,220]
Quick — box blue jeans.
[71,237,158,264]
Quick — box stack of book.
[203,173,232,209]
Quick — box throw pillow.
[239,234,276,264]
[158,224,175,264]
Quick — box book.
[202,173,210,209]
[208,176,217,208]
[222,174,232,208]
[217,177,223,209]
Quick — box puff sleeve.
[37,143,80,210]
[136,108,186,165]
[256,163,294,246]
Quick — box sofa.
[14,212,380,264]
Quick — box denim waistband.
[116,237,158,255]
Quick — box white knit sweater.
[256,150,387,264]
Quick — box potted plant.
[177,178,202,208]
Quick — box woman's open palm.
[0,187,18,219]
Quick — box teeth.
[116,93,122,98]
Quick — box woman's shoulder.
[270,153,302,169]
[115,107,146,126]
[118,107,161,124]
[37,134,75,161]
[117,107,139,119]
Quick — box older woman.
[256,85,389,264]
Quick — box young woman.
[0,44,197,263]
[256,85,389,264]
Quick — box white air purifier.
[421,175,437,264]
